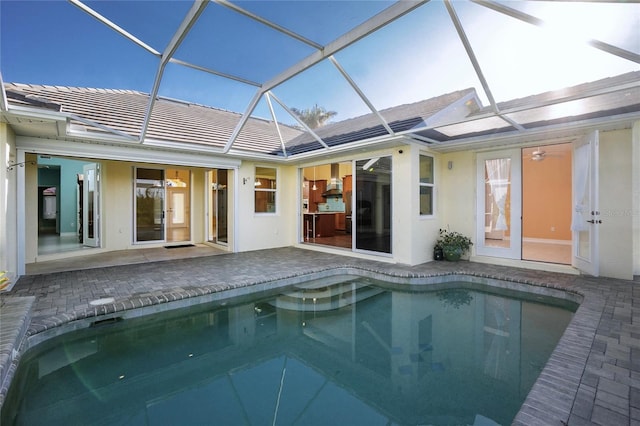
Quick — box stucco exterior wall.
[397,144,441,266]
[292,143,434,266]
[23,159,214,262]
[236,161,297,252]
[599,129,634,280]
[435,129,638,280]
[0,123,18,281]
[438,151,476,253]
[100,161,211,251]
[391,145,414,264]
[101,161,134,250]
[24,153,38,263]
[191,168,206,249]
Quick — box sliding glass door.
[208,169,228,245]
[135,168,191,243]
[135,168,165,242]
[354,156,392,254]
[166,169,191,243]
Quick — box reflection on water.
[2,276,575,426]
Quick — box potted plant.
[436,228,473,261]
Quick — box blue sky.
[1,1,638,126]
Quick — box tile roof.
[280,89,477,155]
[4,83,304,156]
[4,71,639,158]
[4,83,476,157]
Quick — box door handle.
[587,220,602,224]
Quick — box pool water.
[1,276,576,426]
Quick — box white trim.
[0,72,8,112]
[419,152,436,217]
[16,136,241,169]
[633,121,640,276]
[295,242,395,264]
[253,165,278,215]
[433,112,640,153]
[233,168,240,252]
[476,149,522,259]
[16,150,26,276]
[352,154,393,257]
[572,131,600,276]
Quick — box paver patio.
[1,247,638,425]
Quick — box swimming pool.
[1,274,576,425]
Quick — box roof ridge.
[6,82,146,96]
[494,70,640,108]
[314,88,477,130]
[378,88,477,113]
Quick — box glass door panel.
[135,168,165,242]
[83,163,100,247]
[166,169,190,243]
[354,156,392,254]
[476,150,521,259]
[572,131,599,276]
[209,169,228,244]
[484,158,511,247]
[217,170,228,244]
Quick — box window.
[419,155,434,216]
[254,166,277,213]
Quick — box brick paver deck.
[1,247,638,425]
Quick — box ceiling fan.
[523,147,563,162]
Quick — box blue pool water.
[1,275,576,425]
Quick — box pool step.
[0,296,35,408]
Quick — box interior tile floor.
[2,246,639,425]
[37,234,85,255]
[485,238,572,265]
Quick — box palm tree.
[291,104,337,129]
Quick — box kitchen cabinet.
[335,213,346,231]
[343,174,352,192]
[308,180,326,212]
[303,213,335,238]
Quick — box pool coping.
[0,261,601,424]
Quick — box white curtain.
[485,159,510,231]
[571,144,590,232]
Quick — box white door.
[82,163,100,247]
[476,149,522,259]
[572,131,600,276]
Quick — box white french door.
[572,131,600,276]
[476,149,522,259]
[82,163,100,247]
